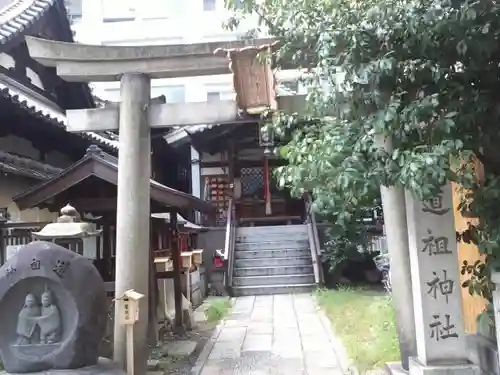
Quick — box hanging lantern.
[259,124,274,215]
[259,124,275,155]
[214,42,278,115]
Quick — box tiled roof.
[0,0,116,151]
[0,149,62,180]
[13,144,216,214]
[0,84,119,151]
[163,124,221,146]
[0,0,54,45]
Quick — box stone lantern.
[32,204,102,257]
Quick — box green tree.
[226,0,500,301]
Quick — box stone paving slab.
[196,293,345,375]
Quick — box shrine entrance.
[235,164,304,227]
[193,123,305,228]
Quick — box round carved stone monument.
[0,241,112,373]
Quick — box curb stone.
[313,294,360,375]
[190,317,225,375]
[191,296,232,375]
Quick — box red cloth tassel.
[263,156,272,215]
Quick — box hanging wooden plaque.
[214,42,278,115]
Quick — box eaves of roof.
[0,0,108,151]
[0,82,119,152]
[164,124,222,147]
[13,145,216,214]
[0,149,62,180]
[0,0,54,45]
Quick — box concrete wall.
[0,135,73,169]
[467,334,498,375]
[0,134,73,222]
[70,0,260,105]
[0,174,57,222]
[196,227,225,268]
[73,0,260,46]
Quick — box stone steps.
[234,265,314,277]
[233,273,316,287]
[231,283,317,296]
[234,255,313,268]
[234,248,311,259]
[231,224,317,297]
[235,239,309,251]
[236,229,309,242]
[236,224,308,235]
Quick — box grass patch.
[204,297,232,323]
[316,286,400,371]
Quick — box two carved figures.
[16,289,60,346]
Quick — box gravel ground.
[101,296,224,375]
[149,320,218,375]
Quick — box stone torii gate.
[23,35,305,375]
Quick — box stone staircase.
[232,224,317,296]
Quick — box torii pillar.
[23,35,279,375]
[30,57,153,373]
[114,72,151,370]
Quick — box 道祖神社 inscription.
[406,183,468,365]
[426,270,454,303]
[421,230,452,256]
[0,241,108,373]
[420,193,459,343]
[429,314,459,341]
[421,195,451,216]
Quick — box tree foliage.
[226,0,500,301]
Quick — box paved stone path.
[198,294,344,375]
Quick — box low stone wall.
[180,267,207,309]
[208,269,226,296]
[197,227,225,266]
[467,333,499,375]
[196,228,227,296]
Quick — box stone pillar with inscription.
[490,272,500,371]
[406,183,479,374]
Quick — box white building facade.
[66,0,271,103]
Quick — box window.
[207,92,221,102]
[166,86,185,103]
[66,0,82,21]
[203,0,216,11]
[140,0,181,19]
[205,85,233,100]
[102,0,136,22]
[152,86,186,103]
[103,88,121,102]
